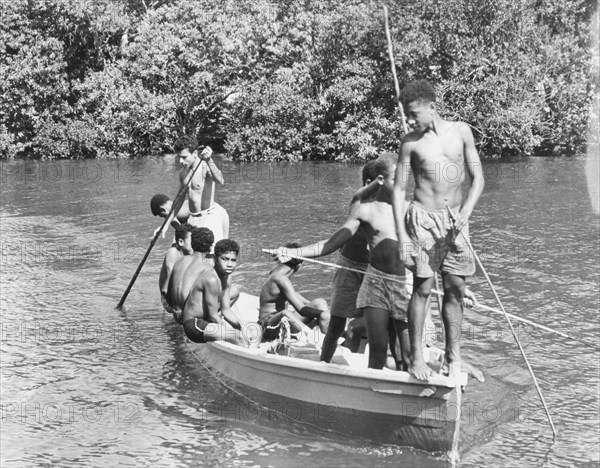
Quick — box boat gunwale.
[201,341,466,389]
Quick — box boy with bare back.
[392,80,485,381]
[267,159,385,362]
[162,135,229,245]
[174,238,256,347]
[159,223,193,320]
[279,156,409,369]
[167,227,215,324]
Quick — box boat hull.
[192,340,464,455]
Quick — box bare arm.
[159,249,180,296]
[456,123,485,230]
[273,206,363,259]
[350,179,380,203]
[203,276,224,324]
[201,147,225,185]
[218,277,240,326]
[274,275,310,313]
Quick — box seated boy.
[259,242,330,342]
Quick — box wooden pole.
[116,157,204,309]
[446,206,558,438]
[260,249,595,350]
[383,5,409,134]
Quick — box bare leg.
[345,317,366,353]
[364,307,389,369]
[299,298,330,333]
[393,319,410,371]
[387,320,402,370]
[320,316,347,362]
[440,274,464,367]
[230,283,240,305]
[204,321,249,347]
[408,276,434,380]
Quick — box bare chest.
[411,131,465,178]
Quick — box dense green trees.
[1,0,596,160]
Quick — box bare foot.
[442,360,485,382]
[462,360,485,382]
[408,360,432,381]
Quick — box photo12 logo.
[0,401,140,425]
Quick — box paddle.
[446,205,558,438]
[383,5,409,134]
[116,156,204,310]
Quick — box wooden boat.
[191,293,467,460]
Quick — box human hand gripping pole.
[446,204,558,439]
[116,157,205,310]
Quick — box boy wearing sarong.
[267,160,381,362]
[392,80,484,380]
[285,155,409,369]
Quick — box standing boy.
[392,80,484,380]
[163,135,229,245]
[268,159,383,362]
[282,156,409,369]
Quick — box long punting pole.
[262,249,600,351]
[116,157,204,309]
[261,249,595,351]
[383,5,409,135]
[446,206,558,439]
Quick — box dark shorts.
[406,201,476,278]
[258,312,284,342]
[330,255,367,319]
[183,317,211,343]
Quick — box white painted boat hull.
[192,339,466,455]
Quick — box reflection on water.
[1,157,599,467]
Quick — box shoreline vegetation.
[1,0,597,161]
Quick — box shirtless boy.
[392,80,485,380]
[159,223,193,320]
[150,193,190,232]
[167,227,214,323]
[176,239,254,347]
[302,156,410,369]
[268,160,383,362]
[163,135,229,245]
[259,243,330,342]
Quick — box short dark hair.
[174,135,199,153]
[214,239,240,258]
[174,223,193,242]
[400,80,436,107]
[283,242,303,269]
[378,152,398,167]
[362,160,379,184]
[150,194,170,216]
[191,227,214,253]
[371,156,396,180]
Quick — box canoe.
[190,293,467,460]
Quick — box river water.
[1,156,598,467]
